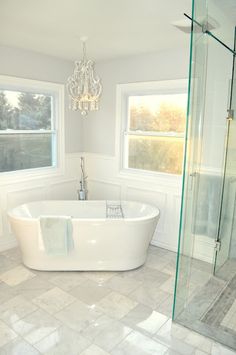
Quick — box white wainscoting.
[84,153,215,263]
[0,153,81,252]
[84,153,182,254]
[0,152,215,263]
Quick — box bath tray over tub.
[106,201,124,219]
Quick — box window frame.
[116,79,188,182]
[0,75,65,183]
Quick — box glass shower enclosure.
[173,0,236,350]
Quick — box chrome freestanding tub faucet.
[78,157,87,200]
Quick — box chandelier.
[67,38,102,116]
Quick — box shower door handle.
[189,171,197,190]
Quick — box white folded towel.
[39,215,73,255]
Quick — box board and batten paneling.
[0,153,80,251]
[0,152,215,262]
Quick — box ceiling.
[0,0,191,62]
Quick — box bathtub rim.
[8,199,160,223]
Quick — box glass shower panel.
[174,32,232,320]
[173,0,209,319]
[215,49,236,273]
[173,0,236,350]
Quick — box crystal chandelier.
[67,38,102,116]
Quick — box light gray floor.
[176,258,236,351]
[0,246,235,355]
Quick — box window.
[118,80,187,176]
[0,76,64,176]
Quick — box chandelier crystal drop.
[67,39,102,116]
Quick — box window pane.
[128,135,184,174]
[129,94,187,133]
[0,133,54,172]
[0,90,52,130]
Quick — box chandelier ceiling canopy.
[67,37,102,116]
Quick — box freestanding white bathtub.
[8,200,160,271]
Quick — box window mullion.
[0,130,56,135]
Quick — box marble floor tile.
[185,331,213,353]
[154,320,196,355]
[32,287,76,314]
[164,350,183,355]
[12,309,61,344]
[32,270,62,281]
[34,325,90,354]
[81,314,115,341]
[54,299,102,332]
[80,344,110,355]
[0,337,40,355]
[123,266,170,285]
[0,255,18,273]
[2,247,22,263]
[160,277,176,294]
[49,272,86,291]
[70,279,112,305]
[156,294,174,317]
[0,320,17,347]
[211,342,236,355]
[0,295,37,326]
[0,281,16,304]
[110,330,168,355]
[191,259,212,274]
[129,282,171,309]
[0,265,36,286]
[189,269,211,287]
[193,350,208,355]
[10,276,53,301]
[93,319,132,352]
[0,246,235,354]
[155,319,191,342]
[122,303,168,335]
[215,259,236,282]
[148,246,169,257]
[145,253,170,271]
[160,259,177,276]
[221,299,236,331]
[104,274,142,295]
[82,271,117,284]
[97,291,137,319]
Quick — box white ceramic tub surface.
[8,200,160,271]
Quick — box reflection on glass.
[0,133,54,172]
[128,135,184,174]
[0,89,52,130]
[129,94,186,133]
[127,93,187,175]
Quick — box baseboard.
[150,239,178,253]
[151,234,215,264]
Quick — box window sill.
[0,165,65,186]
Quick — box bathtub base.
[21,253,147,271]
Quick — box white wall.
[0,45,83,153]
[0,46,83,250]
[0,46,197,258]
[83,47,190,155]
[80,48,196,257]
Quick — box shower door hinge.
[215,240,221,252]
[226,109,234,121]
